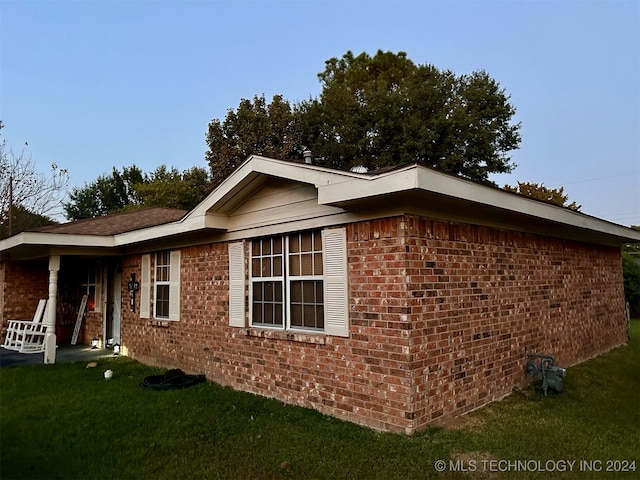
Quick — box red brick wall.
[399,215,626,430]
[0,260,49,337]
[118,214,627,434]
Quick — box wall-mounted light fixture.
[128,273,140,312]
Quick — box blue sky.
[1,0,638,225]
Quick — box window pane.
[262,239,271,255]
[252,241,261,256]
[261,258,271,277]
[87,286,96,311]
[316,281,324,302]
[304,305,317,328]
[313,231,322,250]
[273,256,282,276]
[252,303,262,324]
[314,253,323,275]
[264,281,274,301]
[252,258,261,277]
[156,285,170,318]
[290,280,324,330]
[289,255,300,276]
[290,304,302,324]
[252,282,262,301]
[301,231,312,251]
[290,281,302,302]
[252,281,283,327]
[264,303,273,324]
[301,254,313,275]
[273,238,282,254]
[289,234,300,253]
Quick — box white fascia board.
[318,164,640,242]
[317,163,419,203]
[113,213,228,246]
[187,155,365,219]
[0,231,114,251]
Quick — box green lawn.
[1,321,638,480]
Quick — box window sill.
[149,319,174,327]
[243,328,326,345]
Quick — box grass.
[1,321,639,480]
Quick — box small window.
[155,251,171,319]
[251,237,284,327]
[80,262,100,312]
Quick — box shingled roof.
[28,208,187,236]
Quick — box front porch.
[1,254,124,364]
[0,344,115,368]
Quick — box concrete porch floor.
[0,345,115,368]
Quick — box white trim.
[228,242,246,327]
[140,254,151,319]
[168,250,181,321]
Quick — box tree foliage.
[205,51,521,184]
[135,165,211,211]
[301,51,520,180]
[63,165,211,220]
[0,121,68,236]
[206,94,303,188]
[0,205,55,240]
[623,226,640,317]
[63,166,143,220]
[503,181,581,210]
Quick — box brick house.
[2,156,639,433]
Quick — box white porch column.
[44,255,60,364]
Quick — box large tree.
[0,121,68,236]
[205,51,522,184]
[206,94,303,188]
[301,51,520,180]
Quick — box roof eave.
[317,164,640,245]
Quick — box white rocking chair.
[2,299,49,354]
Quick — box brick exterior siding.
[0,214,627,433]
[0,260,49,337]
[117,214,626,433]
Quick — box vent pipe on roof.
[303,150,313,164]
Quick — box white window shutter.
[228,242,245,327]
[140,254,151,319]
[322,227,349,337]
[169,250,181,321]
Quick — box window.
[233,228,348,336]
[80,261,101,312]
[155,251,171,319]
[251,237,284,327]
[140,250,181,321]
[288,231,324,330]
[251,232,324,330]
